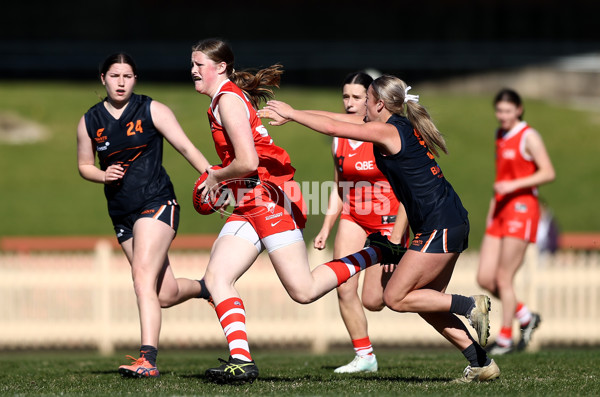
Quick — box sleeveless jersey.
[494,121,538,203]
[374,114,468,232]
[207,80,296,190]
[334,137,399,219]
[84,94,176,217]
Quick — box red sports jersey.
[334,137,399,228]
[494,121,538,203]
[207,80,306,236]
[208,80,296,188]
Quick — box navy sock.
[461,343,491,367]
[197,279,211,300]
[140,345,158,366]
[450,294,475,316]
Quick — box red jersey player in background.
[477,88,555,355]
[313,72,409,373]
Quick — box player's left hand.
[257,108,290,126]
[494,180,518,195]
[263,100,295,122]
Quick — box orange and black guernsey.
[84,94,176,217]
[373,114,468,233]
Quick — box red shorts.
[227,180,307,239]
[486,195,539,243]
[340,212,410,248]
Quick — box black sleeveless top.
[84,94,176,217]
[373,114,468,232]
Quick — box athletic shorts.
[227,180,306,240]
[218,220,304,253]
[409,220,469,253]
[340,213,410,248]
[486,195,539,243]
[111,199,179,244]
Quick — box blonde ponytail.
[371,75,447,156]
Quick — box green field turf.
[0,348,597,396]
[0,81,597,246]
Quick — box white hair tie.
[404,86,419,103]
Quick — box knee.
[288,290,316,305]
[477,274,496,292]
[361,292,384,312]
[383,290,408,313]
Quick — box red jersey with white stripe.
[488,121,540,242]
[494,121,538,203]
[334,137,400,230]
[208,80,296,188]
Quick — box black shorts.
[111,199,180,244]
[409,220,469,253]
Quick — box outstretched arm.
[262,100,400,154]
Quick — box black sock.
[140,345,158,366]
[450,294,475,316]
[197,279,211,300]
[461,343,491,367]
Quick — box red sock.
[497,326,513,347]
[352,337,374,357]
[324,247,380,286]
[215,297,252,361]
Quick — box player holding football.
[262,75,500,383]
[477,89,555,355]
[77,53,212,378]
[313,72,409,374]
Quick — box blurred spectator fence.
[0,235,599,354]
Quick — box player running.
[477,88,555,355]
[77,53,212,378]
[262,75,499,383]
[313,72,409,374]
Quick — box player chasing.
[313,72,410,374]
[477,89,555,355]
[189,39,491,385]
[76,53,212,378]
[262,75,500,383]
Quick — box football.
[192,165,228,215]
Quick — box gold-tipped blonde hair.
[191,38,283,109]
[371,75,447,156]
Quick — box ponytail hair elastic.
[404,86,419,103]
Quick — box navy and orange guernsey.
[373,114,468,232]
[84,93,175,217]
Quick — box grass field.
[0,348,598,396]
[0,81,598,246]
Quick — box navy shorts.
[409,220,469,253]
[111,199,180,244]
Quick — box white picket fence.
[1,241,599,354]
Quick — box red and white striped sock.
[515,302,532,327]
[215,297,252,361]
[324,247,380,287]
[352,337,374,357]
